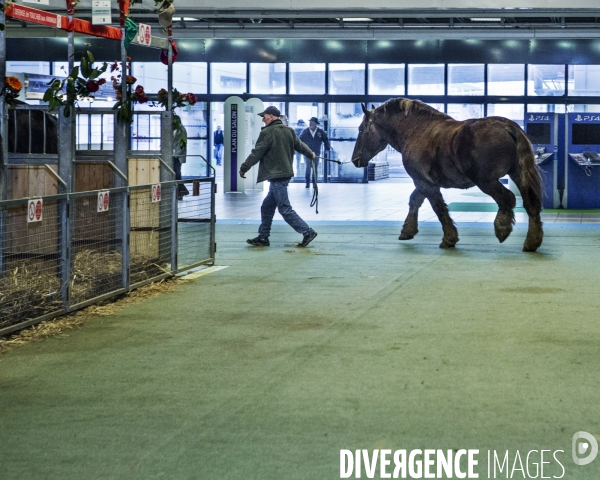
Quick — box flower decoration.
[2,76,23,105]
[156,88,197,150]
[156,88,197,109]
[110,59,149,124]
[43,47,108,117]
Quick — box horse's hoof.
[522,246,538,252]
[399,233,414,240]
[439,240,456,249]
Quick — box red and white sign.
[27,198,43,224]
[6,4,62,28]
[138,23,152,46]
[151,184,162,203]
[97,190,110,213]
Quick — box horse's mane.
[379,98,451,120]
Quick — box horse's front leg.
[423,187,459,248]
[399,188,426,240]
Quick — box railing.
[0,178,215,336]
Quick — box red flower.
[110,61,119,73]
[97,78,107,86]
[86,80,100,93]
[125,75,137,85]
[186,93,197,106]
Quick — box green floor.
[1,224,600,479]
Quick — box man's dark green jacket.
[240,119,314,183]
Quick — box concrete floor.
[2,178,600,480]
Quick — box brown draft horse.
[351,99,544,252]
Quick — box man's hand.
[312,152,316,159]
[239,170,246,178]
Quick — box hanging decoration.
[43,47,108,117]
[1,76,23,105]
[157,0,174,28]
[110,58,149,124]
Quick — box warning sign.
[98,190,110,213]
[27,198,43,223]
[151,184,162,203]
[138,23,152,46]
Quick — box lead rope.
[308,156,354,214]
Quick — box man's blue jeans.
[258,178,311,238]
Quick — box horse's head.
[351,104,387,168]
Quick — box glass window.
[288,103,325,181]
[250,63,286,95]
[329,64,365,95]
[179,103,209,177]
[329,103,368,182]
[527,104,567,114]
[448,64,484,95]
[569,65,600,97]
[447,104,484,120]
[7,61,50,74]
[569,104,600,113]
[173,62,207,94]
[487,64,525,96]
[527,65,566,97]
[211,63,247,94]
[407,64,444,95]
[131,62,168,93]
[289,64,325,94]
[368,64,405,95]
[487,104,525,127]
[76,113,114,150]
[131,113,162,150]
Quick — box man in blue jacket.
[239,106,318,248]
[299,116,330,188]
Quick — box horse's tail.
[512,125,543,214]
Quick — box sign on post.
[151,184,162,203]
[92,0,111,25]
[27,198,43,223]
[138,23,152,46]
[97,190,110,213]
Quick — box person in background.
[299,116,330,188]
[213,125,224,166]
[280,114,289,126]
[173,115,189,201]
[239,106,318,248]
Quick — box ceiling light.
[173,17,200,22]
[470,18,502,22]
[337,18,373,22]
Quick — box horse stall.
[0,1,216,335]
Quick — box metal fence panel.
[0,198,64,330]
[177,179,215,270]
[69,190,126,307]
[129,183,174,287]
[0,178,214,335]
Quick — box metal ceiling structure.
[5,7,600,40]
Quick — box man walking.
[299,116,330,188]
[239,106,318,248]
[213,125,224,166]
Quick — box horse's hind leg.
[399,188,426,240]
[420,187,459,248]
[477,180,516,243]
[508,173,543,252]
